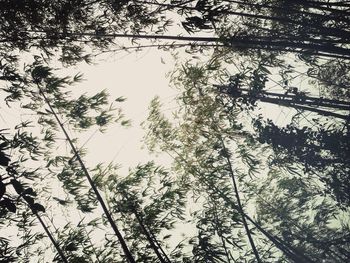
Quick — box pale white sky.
[67,49,180,172]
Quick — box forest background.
[0,0,349,262]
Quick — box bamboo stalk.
[218,138,262,263]
[38,87,136,263]
[34,212,69,263]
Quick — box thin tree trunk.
[119,191,171,263]
[257,96,349,120]
[294,0,350,9]
[147,227,172,263]
[136,0,350,26]
[95,43,222,56]
[217,85,350,120]
[38,87,136,263]
[73,32,350,59]
[7,30,350,59]
[131,206,169,263]
[244,24,350,46]
[212,200,232,263]
[202,178,315,263]
[34,212,69,263]
[218,86,350,110]
[218,138,262,263]
[255,193,349,261]
[243,213,315,263]
[224,0,350,21]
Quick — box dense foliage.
[0,0,349,262]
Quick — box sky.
[62,48,180,173]
[0,46,301,174]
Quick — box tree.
[1,0,349,71]
[1,1,349,262]
[216,82,350,120]
[107,162,188,262]
[1,56,137,262]
[211,58,350,206]
[0,0,170,63]
[1,57,196,262]
[143,62,350,262]
[253,119,350,206]
[0,126,69,262]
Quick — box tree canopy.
[0,1,349,262]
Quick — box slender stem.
[302,0,350,7]
[34,212,69,263]
[212,200,232,263]
[122,191,171,263]
[292,0,350,14]
[217,85,350,120]
[223,0,350,22]
[94,43,222,56]
[218,137,262,263]
[238,88,350,108]
[199,175,315,263]
[132,208,169,263]
[78,212,103,263]
[38,87,136,263]
[258,97,349,120]
[136,0,349,26]
[14,30,350,59]
[146,224,172,263]
[255,192,347,261]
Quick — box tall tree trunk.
[34,212,69,263]
[129,203,170,263]
[38,87,136,263]
[218,138,262,263]
[217,85,350,120]
[7,30,350,59]
[226,0,350,21]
